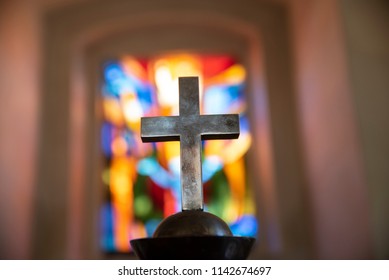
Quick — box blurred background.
[0,0,388,259]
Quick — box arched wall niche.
[34,0,312,259]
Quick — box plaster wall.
[289,0,372,259]
[0,0,41,259]
[340,0,389,259]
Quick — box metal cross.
[141,77,240,211]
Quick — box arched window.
[100,53,258,253]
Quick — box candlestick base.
[130,210,255,259]
[130,236,255,260]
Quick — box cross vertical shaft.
[179,77,202,210]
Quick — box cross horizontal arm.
[200,114,240,140]
[141,116,180,142]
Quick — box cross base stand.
[130,210,255,259]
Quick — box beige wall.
[289,0,372,259]
[340,0,389,259]
[0,0,41,259]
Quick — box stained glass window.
[100,53,258,253]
